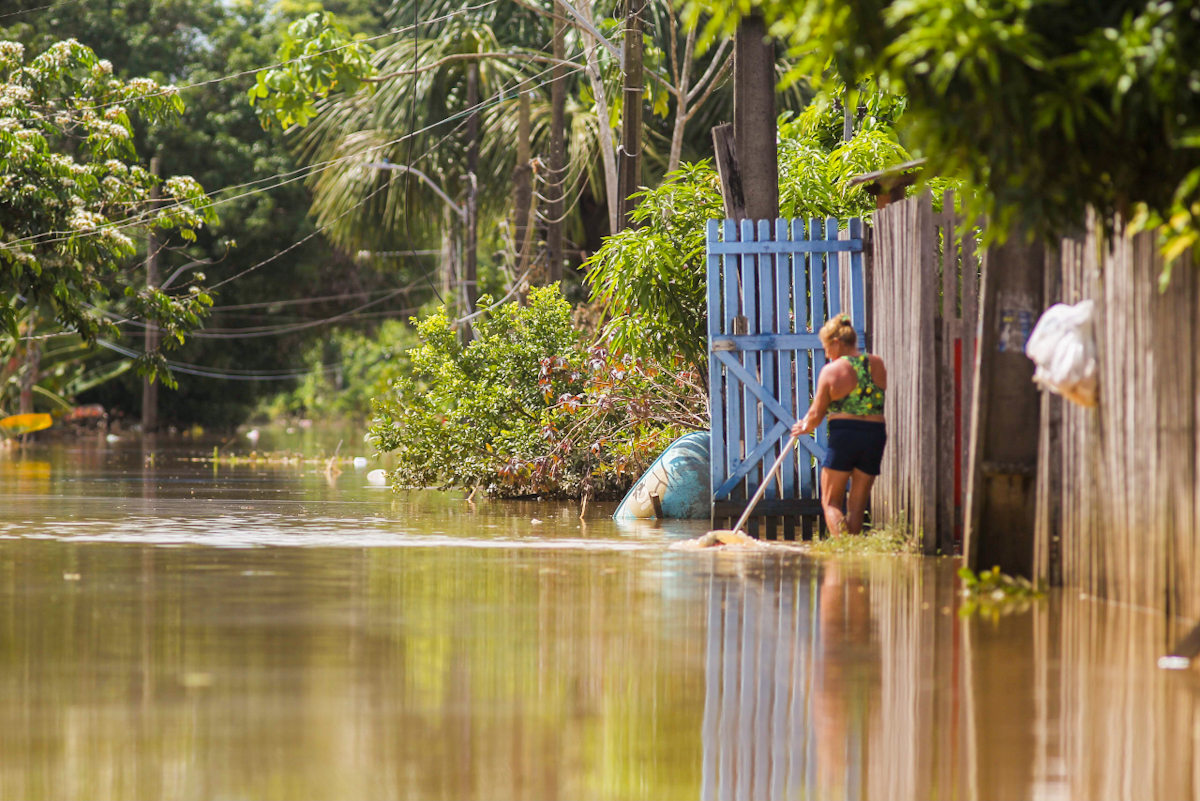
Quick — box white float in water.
[353,457,368,469]
[367,469,388,486]
[105,433,120,443]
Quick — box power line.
[95,338,400,381]
[1,45,594,255]
[0,0,86,20]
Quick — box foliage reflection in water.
[0,441,1196,800]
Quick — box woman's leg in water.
[820,467,852,536]
[846,469,877,534]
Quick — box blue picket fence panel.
[706,216,866,536]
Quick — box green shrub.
[369,286,706,499]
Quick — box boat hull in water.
[613,431,710,520]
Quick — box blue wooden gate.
[706,217,866,538]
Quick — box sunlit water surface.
[1,434,1198,800]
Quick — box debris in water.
[105,433,120,443]
[1158,655,1191,670]
[62,573,80,581]
[671,530,767,550]
[531,518,543,525]
[180,672,214,688]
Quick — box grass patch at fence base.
[808,521,917,556]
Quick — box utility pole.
[463,62,480,343]
[512,89,534,285]
[142,156,160,434]
[616,0,644,229]
[547,15,566,284]
[732,13,777,222]
[842,85,854,142]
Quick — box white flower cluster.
[93,60,113,76]
[126,78,162,96]
[98,226,132,250]
[0,41,25,61]
[68,208,104,231]
[0,82,32,112]
[164,175,203,200]
[35,40,79,71]
[103,105,125,121]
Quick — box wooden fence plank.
[706,220,726,525]
[723,219,742,517]
[776,218,796,538]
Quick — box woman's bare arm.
[793,370,834,435]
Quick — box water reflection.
[1,441,1199,799]
[701,557,1200,801]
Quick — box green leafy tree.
[585,110,913,377]
[695,0,1200,266]
[0,38,215,383]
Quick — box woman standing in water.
[791,314,887,536]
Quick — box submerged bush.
[369,286,706,499]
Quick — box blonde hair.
[819,314,857,348]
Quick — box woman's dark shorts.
[823,419,887,475]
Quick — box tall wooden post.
[842,85,854,142]
[463,63,480,342]
[963,232,1045,578]
[732,14,777,222]
[512,89,534,284]
[142,156,160,433]
[616,0,644,229]
[547,16,566,284]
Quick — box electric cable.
[1,46,594,254]
[0,0,86,20]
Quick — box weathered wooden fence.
[706,217,866,539]
[871,192,980,553]
[1034,216,1199,620]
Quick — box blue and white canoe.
[613,431,710,520]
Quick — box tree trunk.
[463,62,479,343]
[576,1,619,234]
[548,16,566,284]
[512,89,534,288]
[616,0,645,229]
[142,155,160,433]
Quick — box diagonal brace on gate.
[712,350,827,500]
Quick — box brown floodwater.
[0,433,1198,800]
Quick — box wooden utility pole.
[512,89,534,283]
[463,63,480,342]
[616,0,644,229]
[842,85,854,141]
[547,17,566,283]
[963,233,1045,578]
[142,156,160,433]
[732,13,777,222]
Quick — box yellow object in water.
[0,413,53,437]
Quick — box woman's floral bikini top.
[827,354,885,416]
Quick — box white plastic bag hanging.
[1025,300,1098,407]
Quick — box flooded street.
[0,436,1197,800]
